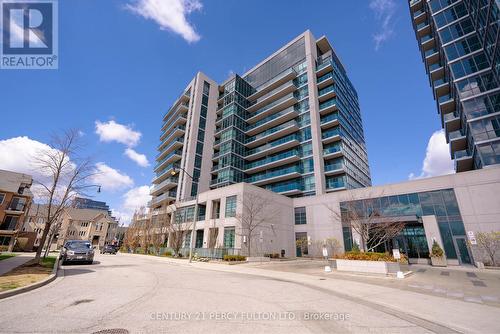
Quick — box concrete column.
[303,31,326,195]
[422,215,444,253]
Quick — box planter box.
[329,259,404,275]
[246,257,271,262]
[431,256,447,267]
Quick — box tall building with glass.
[151,31,371,211]
[409,0,500,172]
[211,31,371,197]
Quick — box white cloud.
[126,0,202,43]
[123,185,152,211]
[91,162,134,191]
[112,185,152,225]
[95,120,141,147]
[369,0,397,51]
[0,136,53,176]
[124,148,150,167]
[409,130,454,180]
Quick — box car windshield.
[66,242,91,250]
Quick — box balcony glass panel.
[319,98,337,111]
[429,63,442,72]
[322,127,341,139]
[449,129,465,140]
[246,149,299,170]
[246,106,295,131]
[246,120,297,143]
[247,165,301,183]
[454,150,470,159]
[317,72,333,83]
[251,93,295,118]
[438,94,453,104]
[320,112,339,125]
[318,85,335,97]
[246,134,298,156]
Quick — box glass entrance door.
[453,236,472,264]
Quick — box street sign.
[392,249,401,259]
[467,231,477,245]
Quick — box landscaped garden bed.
[330,251,408,275]
[0,256,57,292]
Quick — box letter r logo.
[2,1,53,54]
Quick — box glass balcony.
[153,162,180,183]
[151,190,177,206]
[420,34,433,44]
[318,85,335,101]
[416,21,429,31]
[316,58,332,73]
[317,72,333,85]
[245,149,299,171]
[454,150,470,160]
[444,112,459,122]
[433,78,446,87]
[320,112,339,128]
[247,68,297,101]
[245,134,299,159]
[248,93,297,122]
[265,181,303,194]
[429,63,442,72]
[156,138,183,159]
[248,82,296,112]
[245,106,297,134]
[154,149,182,171]
[413,9,425,19]
[324,161,344,173]
[247,165,302,184]
[163,101,189,122]
[323,144,342,156]
[319,98,338,114]
[158,125,185,150]
[245,120,298,146]
[322,127,341,140]
[449,129,465,140]
[150,177,178,195]
[326,177,345,190]
[425,48,438,58]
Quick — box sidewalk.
[120,253,500,334]
[0,253,35,276]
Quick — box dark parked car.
[101,244,117,254]
[60,240,94,264]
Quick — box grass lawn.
[0,254,17,261]
[0,256,57,292]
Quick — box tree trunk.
[35,223,52,263]
[247,236,251,257]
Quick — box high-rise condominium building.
[409,0,500,172]
[150,31,371,211]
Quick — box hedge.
[223,255,247,262]
[335,251,408,263]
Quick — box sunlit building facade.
[409,0,500,172]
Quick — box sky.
[0,0,455,224]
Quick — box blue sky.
[0,0,454,223]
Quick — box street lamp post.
[171,168,198,263]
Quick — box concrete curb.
[0,255,60,300]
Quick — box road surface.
[0,253,458,333]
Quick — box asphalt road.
[0,254,445,334]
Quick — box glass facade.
[225,196,237,218]
[211,32,371,197]
[340,189,469,261]
[410,0,500,172]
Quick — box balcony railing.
[322,127,341,140]
[246,120,298,144]
[449,129,465,140]
[438,94,453,104]
[454,150,470,160]
[155,150,182,169]
[326,177,345,190]
[249,93,295,119]
[319,98,337,111]
[246,106,295,131]
[325,161,344,172]
[318,85,335,97]
[323,143,342,156]
[444,112,459,122]
[320,112,339,125]
[5,201,27,212]
[429,63,442,72]
[416,21,429,30]
[245,149,299,170]
[156,138,183,159]
[265,181,303,194]
[247,165,301,184]
[316,58,332,72]
[425,48,439,58]
[246,134,299,157]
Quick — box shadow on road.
[63,268,94,276]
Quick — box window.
[223,227,235,248]
[0,193,5,205]
[225,196,237,217]
[0,216,19,230]
[294,207,307,225]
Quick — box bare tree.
[309,237,341,258]
[235,192,276,257]
[476,231,500,266]
[326,195,406,253]
[33,129,94,263]
[150,210,171,255]
[123,220,141,253]
[166,203,193,257]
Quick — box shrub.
[430,241,444,258]
[351,242,360,253]
[223,255,247,262]
[162,250,173,257]
[336,251,407,263]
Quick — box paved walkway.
[117,254,500,333]
[0,253,35,276]
[243,259,500,307]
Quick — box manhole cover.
[92,329,129,334]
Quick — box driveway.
[0,253,462,334]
